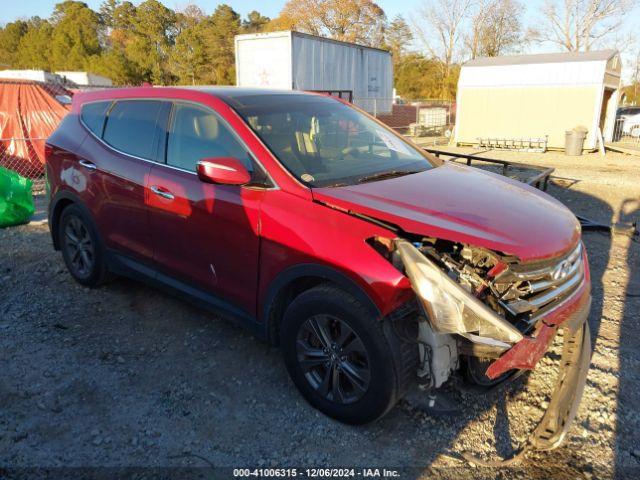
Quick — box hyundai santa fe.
[46,87,591,454]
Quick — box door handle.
[150,185,175,200]
[79,159,97,170]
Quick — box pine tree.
[201,5,241,85]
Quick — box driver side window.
[167,103,252,173]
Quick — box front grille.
[496,243,585,326]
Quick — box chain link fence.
[0,137,47,194]
[355,98,456,146]
[612,117,640,148]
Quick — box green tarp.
[0,166,34,228]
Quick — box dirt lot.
[1,148,639,478]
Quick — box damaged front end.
[389,237,592,460]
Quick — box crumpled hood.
[312,162,580,262]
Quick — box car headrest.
[194,113,218,140]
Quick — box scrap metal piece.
[577,214,638,237]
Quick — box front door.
[147,102,264,315]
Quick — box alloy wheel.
[64,215,94,278]
[296,314,371,404]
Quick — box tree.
[385,15,413,65]
[623,48,640,105]
[201,4,241,85]
[50,1,102,71]
[126,0,177,84]
[104,0,137,52]
[93,0,141,84]
[0,21,28,67]
[264,13,296,32]
[177,4,206,28]
[395,53,439,98]
[86,49,136,85]
[242,11,270,33]
[110,1,137,31]
[535,0,638,52]
[15,18,54,70]
[99,0,119,28]
[170,5,209,84]
[414,0,473,99]
[276,0,387,47]
[466,0,523,58]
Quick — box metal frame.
[306,90,353,102]
[424,148,554,191]
[476,136,548,153]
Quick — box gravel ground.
[1,148,639,479]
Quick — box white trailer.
[235,31,393,114]
[56,71,113,87]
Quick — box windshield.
[228,94,435,187]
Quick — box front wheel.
[280,284,414,424]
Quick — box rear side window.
[103,100,164,160]
[80,101,111,137]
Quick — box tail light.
[44,144,54,162]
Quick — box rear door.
[78,99,169,262]
[147,101,265,314]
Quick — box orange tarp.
[0,80,72,177]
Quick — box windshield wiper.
[322,181,350,188]
[356,170,421,184]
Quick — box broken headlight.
[395,239,523,347]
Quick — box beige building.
[454,50,622,151]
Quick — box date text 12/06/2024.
[233,468,401,478]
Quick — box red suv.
[46,87,591,447]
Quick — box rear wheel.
[59,204,110,287]
[281,284,415,424]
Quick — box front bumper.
[529,318,591,450]
[486,279,592,379]
[487,274,593,451]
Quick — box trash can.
[565,127,587,156]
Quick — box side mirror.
[196,157,251,186]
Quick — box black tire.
[280,284,415,424]
[58,204,111,287]
[464,356,513,388]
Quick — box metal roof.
[464,49,618,67]
[235,30,391,54]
